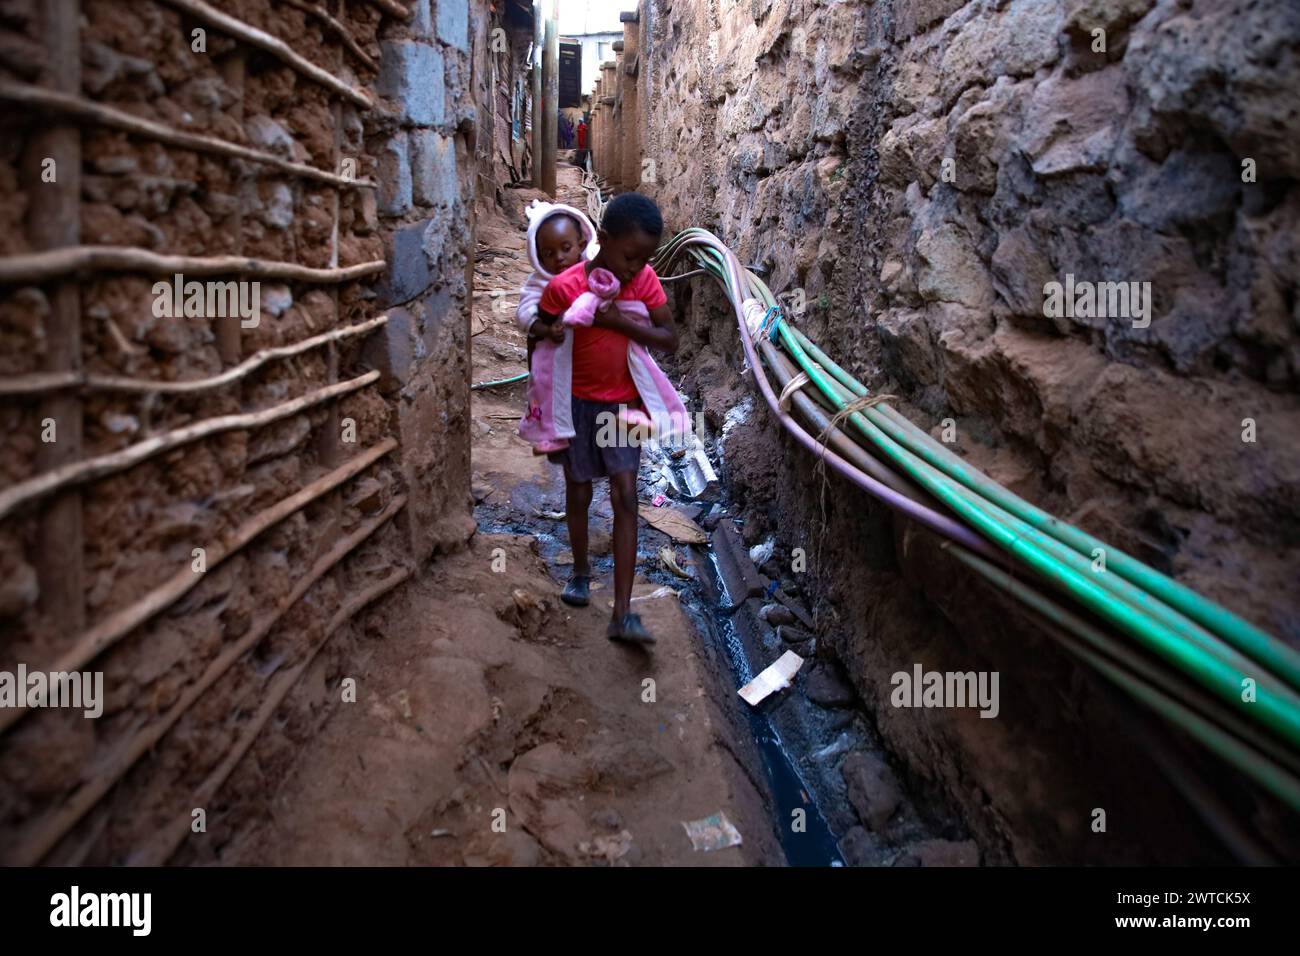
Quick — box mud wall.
[0,0,480,864]
[622,0,1300,863]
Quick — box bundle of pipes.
[580,156,608,227]
[653,226,1300,822]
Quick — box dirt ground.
[217,165,783,866]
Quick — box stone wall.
[369,0,478,560]
[0,0,480,864]
[625,0,1300,863]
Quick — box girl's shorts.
[547,395,642,483]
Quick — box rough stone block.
[379,40,444,127]
[363,305,416,388]
[380,219,433,307]
[377,131,412,218]
[411,129,457,208]
[409,0,433,39]
[436,0,468,52]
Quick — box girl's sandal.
[561,575,591,607]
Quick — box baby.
[516,201,601,452]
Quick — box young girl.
[533,193,684,645]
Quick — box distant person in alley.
[530,193,687,645]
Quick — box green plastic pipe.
[785,325,1300,694]
[735,270,1296,693]
[471,371,529,390]
[730,267,1300,749]
[950,545,1300,782]
[803,352,1293,701]
[955,547,1300,813]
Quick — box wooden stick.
[0,82,376,189]
[136,565,413,866]
[362,0,412,21]
[2,495,407,866]
[0,371,380,522]
[0,245,386,285]
[0,370,81,396]
[281,0,376,70]
[29,0,86,635]
[154,0,372,107]
[0,437,397,743]
[90,315,385,393]
[216,48,248,364]
[0,316,387,396]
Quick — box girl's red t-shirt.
[539,262,667,402]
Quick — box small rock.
[910,838,980,867]
[0,558,38,618]
[828,710,856,732]
[773,590,814,628]
[244,115,297,157]
[99,411,139,435]
[838,826,884,867]
[812,731,853,762]
[261,284,293,316]
[776,624,814,644]
[805,664,856,708]
[841,752,902,832]
[758,603,795,627]
[260,181,294,230]
[94,155,138,176]
[490,340,526,361]
[497,588,547,639]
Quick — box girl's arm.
[592,304,679,353]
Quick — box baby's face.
[536,216,583,275]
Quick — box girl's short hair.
[602,193,663,239]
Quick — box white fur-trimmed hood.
[523,199,600,279]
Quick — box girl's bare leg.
[566,477,593,577]
[608,469,638,622]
